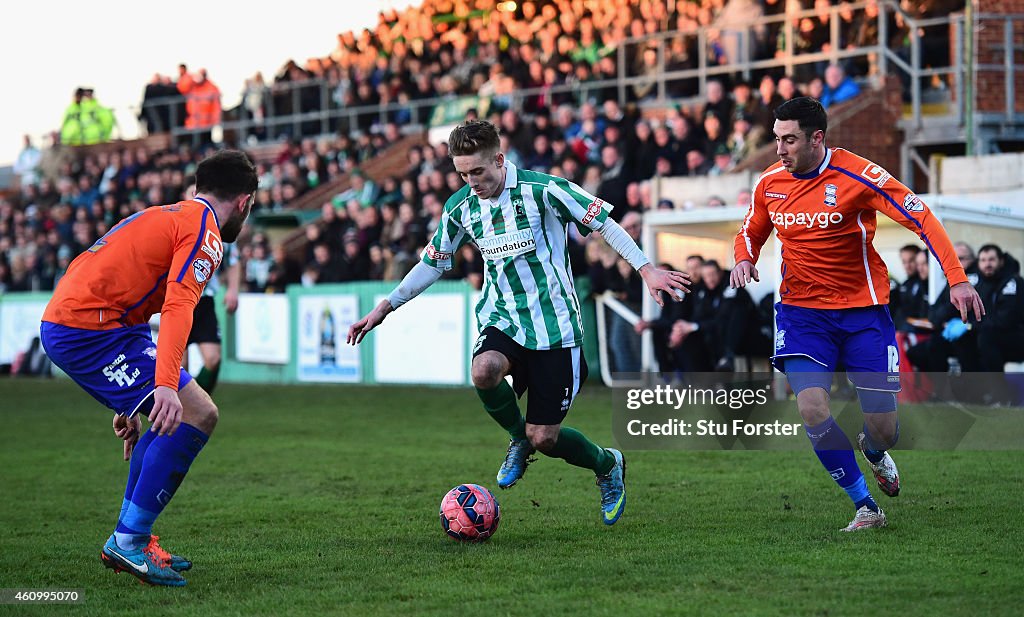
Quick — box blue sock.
[861,421,900,465]
[805,416,878,512]
[114,429,157,549]
[115,423,208,544]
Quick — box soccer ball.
[439,484,501,542]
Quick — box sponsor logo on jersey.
[860,163,891,187]
[765,191,788,200]
[903,193,925,213]
[193,258,213,284]
[769,210,844,229]
[581,198,605,225]
[824,183,838,208]
[201,230,223,264]
[476,229,537,261]
[425,245,452,262]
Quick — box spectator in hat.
[708,144,736,176]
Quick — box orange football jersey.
[43,199,224,389]
[735,148,966,309]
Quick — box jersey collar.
[503,161,519,190]
[790,148,833,180]
[192,196,221,228]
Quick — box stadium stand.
[4,0,1023,380]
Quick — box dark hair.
[703,259,722,271]
[900,244,922,255]
[774,96,828,138]
[686,254,705,263]
[195,150,258,201]
[448,120,501,157]
[978,244,1004,260]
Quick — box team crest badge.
[193,258,213,284]
[903,193,925,212]
[824,183,838,208]
[512,197,526,219]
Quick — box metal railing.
[123,2,1020,152]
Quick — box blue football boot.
[100,535,186,586]
[496,437,535,489]
[596,448,626,525]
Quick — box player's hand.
[113,414,141,461]
[634,319,649,334]
[949,281,984,323]
[225,290,239,314]
[730,260,759,288]
[668,320,689,348]
[149,386,183,437]
[638,264,690,307]
[347,299,393,345]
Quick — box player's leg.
[189,297,222,393]
[845,306,902,497]
[119,379,217,542]
[775,304,883,530]
[39,323,194,585]
[471,329,533,488]
[195,342,222,393]
[524,347,625,524]
[787,360,885,531]
[109,379,216,580]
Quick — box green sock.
[476,381,526,440]
[547,427,614,474]
[194,365,219,394]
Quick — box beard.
[220,205,250,242]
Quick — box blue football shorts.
[40,321,192,417]
[772,303,900,393]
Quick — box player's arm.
[152,212,222,435]
[731,184,772,288]
[224,243,241,314]
[544,177,689,306]
[347,205,469,344]
[871,180,984,322]
[347,261,445,344]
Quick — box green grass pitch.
[1,379,1021,616]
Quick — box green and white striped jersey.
[422,162,613,350]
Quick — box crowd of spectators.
[899,242,1024,403]
[136,0,937,150]
[609,238,1024,400]
[5,0,987,382]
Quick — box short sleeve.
[544,176,614,236]
[421,208,470,271]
